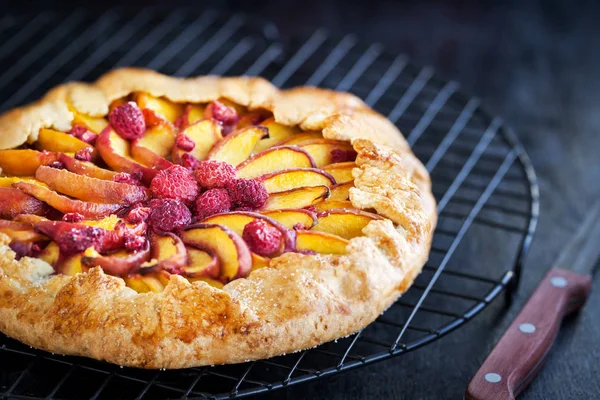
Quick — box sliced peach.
[263,185,330,211]
[39,242,60,266]
[35,128,93,155]
[59,154,117,180]
[312,209,383,239]
[71,111,109,133]
[253,118,300,152]
[186,104,206,126]
[14,182,122,218]
[139,275,165,293]
[0,220,47,242]
[275,131,323,146]
[14,214,49,226]
[0,188,51,219]
[82,242,151,276]
[219,98,246,114]
[189,276,224,289]
[135,92,184,123]
[329,182,353,201]
[208,126,267,166]
[181,244,220,278]
[96,127,157,184]
[200,211,294,251]
[236,111,268,129]
[60,254,85,276]
[251,252,270,270]
[139,233,188,274]
[258,168,335,193]
[181,223,252,281]
[323,162,356,184]
[298,139,355,167]
[131,122,175,169]
[236,146,316,179]
[173,119,223,162]
[314,200,355,212]
[124,275,151,293]
[36,166,149,204]
[81,215,121,230]
[0,149,58,176]
[260,209,317,229]
[295,230,349,255]
[0,177,47,189]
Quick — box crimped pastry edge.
[0,68,436,368]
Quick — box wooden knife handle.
[465,268,592,400]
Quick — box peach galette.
[0,68,435,368]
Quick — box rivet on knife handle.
[464,268,591,400]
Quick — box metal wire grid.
[0,10,539,400]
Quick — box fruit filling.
[0,95,381,292]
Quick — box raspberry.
[109,101,146,140]
[204,100,238,134]
[112,172,143,186]
[227,178,268,209]
[35,221,107,255]
[74,147,93,161]
[148,198,191,233]
[125,206,151,224]
[242,219,282,257]
[175,133,195,151]
[62,213,85,223]
[194,188,232,220]
[150,165,199,204]
[69,125,98,144]
[180,153,201,170]
[193,160,236,189]
[330,148,358,163]
[48,161,65,169]
[123,234,146,251]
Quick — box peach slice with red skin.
[0,220,47,242]
[329,182,353,200]
[295,230,349,255]
[172,119,223,163]
[181,223,252,281]
[14,182,123,219]
[313,200,355,212]
[38,242,60,266]
[14,214,49,226]
[253,118,300,152]
[184,104,206,127]
[263,185,330,211]
[275,131,323,146]
[236,146,316,179]
[36,166,150,204]
[0,149,58,176]
[36,128,94,155]
[0,177,47,189]
[71,111,108,133]
[297,139,356,167]
[0,188,51,219]
[208,126,267,166]
[260,209,317,229]
[135,92,184,123]
[311,209,383,239]
[181,244,220,278]
[82,242,151,277]
[96,127,158,184]
[131,122,175,169]
[257,168,335,193]
[251,252,270,270]
[200,211,294,252]
[139,233,188,274]
[59,154,118,180]
[323,162,356,184]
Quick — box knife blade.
[465,200,600,400]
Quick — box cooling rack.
[0,9,539,399]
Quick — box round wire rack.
[0,9,539,400]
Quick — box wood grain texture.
[466,269,591,400]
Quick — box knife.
[465,200,600,400]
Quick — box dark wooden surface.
[9,0,600,398]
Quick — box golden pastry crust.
[0,68,436,368]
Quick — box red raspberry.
[148,198,191,233]
[175,133,195,151]
[180,153,201,170]
[227,178,268,209]
[242,219,282,257]
[35,221,107,255]
[74,147,93,161]
[330,148,358,163]
[109,101,146,140]
[194,188,232,220]
[150,165,199,204]
[69,125,98,144]
[123,234,146,251]
[193,160,236,189]
[204,100,238,134]
[112,172,143,185]
[125,206,151,224]
[62,213,85,223]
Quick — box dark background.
[6,0,600,399]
